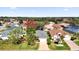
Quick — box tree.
[73,33,79,38]
[19,19,23,24]
[8,28,24,44]
[27,34,36,46]
[71,36,76,41]
[47,32,52,45]
[26,28,36,34]
[47,37,51,45]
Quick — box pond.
[64,24,79,33]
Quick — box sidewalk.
[64,38,79,50]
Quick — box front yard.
[71,33,79,46]
[74,40,79,46]
[47,32,70,50]
[48,40,70,50]
[0,40,39,50]
[0,27,39,50]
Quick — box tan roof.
[49,29,69,37]
[52,24,62,29]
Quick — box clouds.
[63,7,72,11]
[10,7,16,10]
[64,8,69,11]
[0,7,78,17]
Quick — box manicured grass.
[74,39,79,46]
[0,26,39,50]
[47,32,70,50]
[0,40,39,50]
[48,40,70,50]
[19,42,39,50]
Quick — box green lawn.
[48,40,70,50]
[0,40,39,50]
[47,32,70,50]
[19,42,39,50]
[74,39,79,46]
[0,26,39,50]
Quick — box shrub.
[27,41,35,46]
[47,37,51,45]
[0,38,2,40]
[47,32,51,37]
[37,39,40,42]
[47,31,52,45]
[26,28,36,34]
[71,36,76,41]
[27,35,35,46]
[13,40,21,45]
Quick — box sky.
[0,7,79,17]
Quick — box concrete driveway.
[36,30,48,42]
[36,30,49,50]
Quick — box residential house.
[49,29,70,43]
[22,19,37,29]
[44,22,63,31]
[49,29,69,39]
[44,22,71,42]
[52,24,63,30]
[4,21,11,27]
[44,22,55,31]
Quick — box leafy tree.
[26,28,36,34]
[27,34,36,46]
[47,37,51,45]
[8,28,24,44]
[71,36,76,41]
[19,19,23,24]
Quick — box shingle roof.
[49,29,69,37]
[52,24,62,29]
